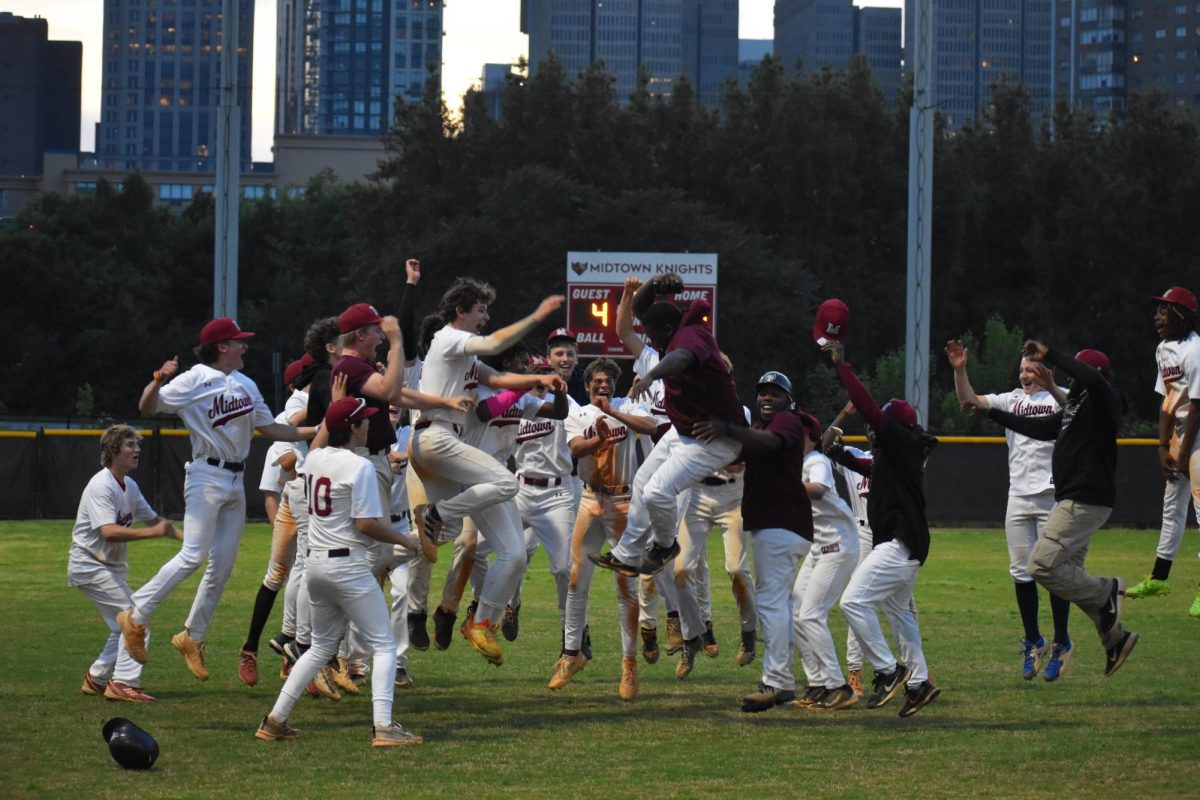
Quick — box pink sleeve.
[484,388,529,417]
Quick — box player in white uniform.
[948,339,1074,680]
[549,358,657,699]
[1126,287,1200,618]
[72,426,180,702]
[255,396,422,747]
[790,412,861,711]
[121,318,316,682]
[410,277,564,665]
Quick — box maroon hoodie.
[663,299,744,437]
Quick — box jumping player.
[72,426,180,702]
[1126,286,1200,617]
[946,339,1075,681]
[255,396,422,747]
[122,318,315,681]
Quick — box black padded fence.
[0,431,1185,529]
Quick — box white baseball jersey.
[68,469,158,584]
[1156,331,1200,441]
[405,358,425,427]
[260,390,310,491]
[633,347,669,428]
[156,364,275,462]
[980,388,1059,496]
[303,446,384,551]
[283,388,311,466]
[389,425,413,524]
[463,384,542,460]
[838,445,872,526]
[420,327,480,428]
[515,394,578,478]
[803,451,858,548]
[566,397,650,487]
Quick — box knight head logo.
[571,261,587,277]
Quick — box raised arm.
[945,339,986,409]
[139,355,179,414]
[631,273,685,320]
[358,316,406,405]
[463,295,565,358]
[615,276,646,358]
[398,259,421,364]
[826,444,874,477]
[629,348,695,400]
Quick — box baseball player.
[986,341,1139,676]
[947,338,1074,681]
[592,274,745,682]
[255,397,422,747]
[410,277,565,665]
[549,357,657,698]
[72,426,180,702]
[693,370,813,712]
[120,318,316,681]
[1126,286,1200,617]
[825,339,941,717]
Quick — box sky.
[7,0,894,162]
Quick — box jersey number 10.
[306,475,332,517]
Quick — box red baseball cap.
[813,299,850,346]
[1153,286,1198,315]
[1075,349,1111,376]
[283,353,314,387]
[547,327,577,346]
[324,396,379,432]
[200,317,255,346]
[883,398,918,428]
[338,303,383,334]
[529,355,553,372]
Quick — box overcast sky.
[7,0,895,162]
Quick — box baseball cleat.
[898,680,941,717]
[81,672,108,696]
[1021,636,1047,681]
[1124,576,1171,599]
[588,551,639,577]
[417,504,444,549]
[665,616,685,656]
[1104,630,1139,677]
[741,683,796,713]
[348,659,367,684]
[372,722,423,747]
[330,661,359,694]
[865,664,911,709]
[462,620,504,666]
[408,611,430,651]
[255,714,300,741]
[701,621,719,658]
[548,653,587,690]
[281,639,308,664]
[280,658,293,681]
[432,606,457,651]
[238,648,259,687]
[639,540,681,576]
[619,657,638,701]
[1097,577,1125,635]
[104,680,156,702]
[171,630,209,681]
[394,667,413,689]
[501,603,520,642]
[675,636,702,680]
[1043,640,1072,682]
[736,629,756,666]
[312,666,343,701]
[847,669,864,698]
[117,610,148,664]
[792,685,826,709]
[640,626,660,664]
[809,684,858,712]
[1188,588,1200,619]
[267,632,294,658]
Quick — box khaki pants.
[1029,499,1125,649]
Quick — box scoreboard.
[564,252,719,359]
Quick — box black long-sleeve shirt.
[988,348,1122,508]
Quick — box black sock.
[1151,556,1173,581]
[242,584,280,652]
[428,504,442,523]
[562,648,580,657]
[1049,592,1071,646]
[1014,580,1041,642]
[667,611,680,619]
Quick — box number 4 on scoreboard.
[591,301,608,328]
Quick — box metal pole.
[905,0,934,426]
[214,0,241,319]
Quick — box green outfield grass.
[1,521,1198,799]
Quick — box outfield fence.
[0,430,1176,527]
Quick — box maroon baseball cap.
[283,353,314,387]
[882,398,918,428]
[813,299,850,346]
[547,327,577,346]
[529,355,553,373]
[1153,286,1198,315]
[324,396,379,432]
[338,303,383,334]
[1075,349,1111,377]
[200,317,255,346]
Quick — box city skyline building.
[97,0,254,172]
[774,0,902,100]
[0,12,82,177]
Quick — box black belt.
[702,476,735,487]
[369,447,390,456]
[206,457,244,472]
[589,483,630,495]
[307,548,350,558]
[522,475,563,487]
[391,513,409,523]
[414,419,462,435]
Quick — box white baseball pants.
[676,482,755,632]
[515,480,576,623]
[751,527,811,692]
[844,528,873,670]
[1005,490,1055,582]
[281,476,309,639]
[564,489,638,657]
[792,540,859,689]
[76,569,147,686]
[840,539,928,687]
[1157,446,1200,560]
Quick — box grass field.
[2,521,1199,799]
